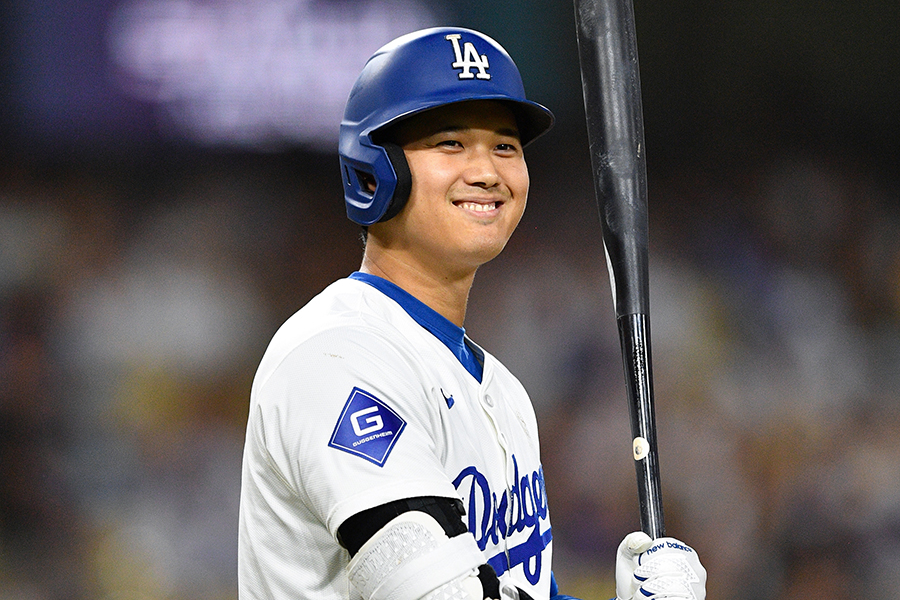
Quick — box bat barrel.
[573,0,649,318]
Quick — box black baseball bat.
[573,0,665,539]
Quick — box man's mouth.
[455,201,499,212]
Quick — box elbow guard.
[347,510,489,600]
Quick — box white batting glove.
[615,532,706,600]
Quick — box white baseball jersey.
[239,272,553,600]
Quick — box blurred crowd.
[0,139,898,599]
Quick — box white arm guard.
[347,510,488,600]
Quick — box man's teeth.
[459,202,496,212]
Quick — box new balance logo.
[446,34,491,80]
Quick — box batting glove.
[614,532,706,600]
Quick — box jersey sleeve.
[247,323,460,539]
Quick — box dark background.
[1,1,899,598]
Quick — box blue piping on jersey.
[349,272,484,382]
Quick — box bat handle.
[618,313,665,539]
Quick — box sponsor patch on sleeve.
[328,387,406,467]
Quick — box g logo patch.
[329,388,406,466]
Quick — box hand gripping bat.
[573,0,665,539]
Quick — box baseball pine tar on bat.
[238,26,706,600]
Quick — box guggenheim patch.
[328,387,406,466]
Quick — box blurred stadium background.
[1,0,899,598]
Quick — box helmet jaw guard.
[339,27,555,226]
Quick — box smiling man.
[238,27,706,600]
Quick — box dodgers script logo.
[329,388,406,466]
[453,456,552,585]
[446,34,491,80]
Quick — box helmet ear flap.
[377,142,412,223]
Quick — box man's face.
[370,100,529,277]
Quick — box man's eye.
[437,140,462,148]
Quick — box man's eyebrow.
[431,124,466,134]
[430,124,521,139]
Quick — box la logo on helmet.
[445,34,491,80]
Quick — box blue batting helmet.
[339,27,555,225]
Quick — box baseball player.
[238,27,706,600]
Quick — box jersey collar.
[349,272,484,382]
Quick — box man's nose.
[462,148,500,188]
